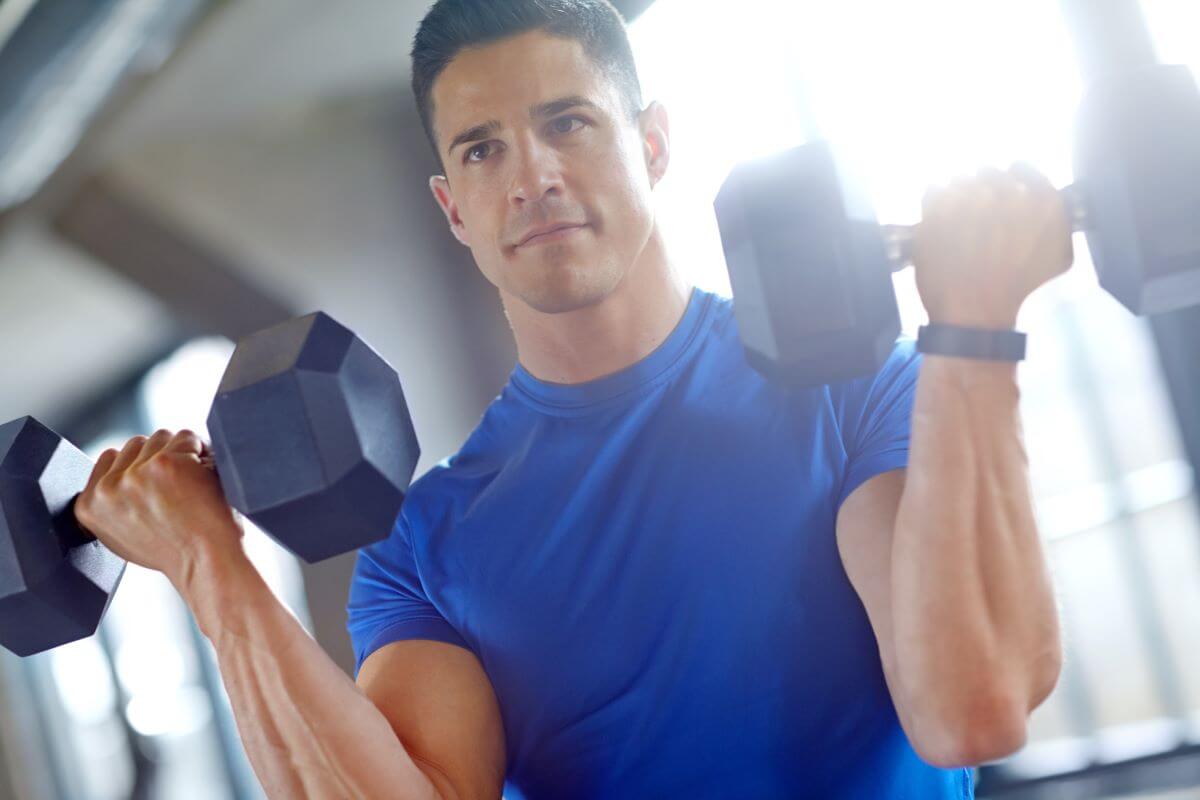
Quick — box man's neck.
[504,228,691,385]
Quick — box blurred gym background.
[0,0,1197,798]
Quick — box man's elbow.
[1028,642,1065,712]
[910,688,1034,769]
[911,641,1063,769]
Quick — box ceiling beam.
[52,176,296,343]
[0,0,214,211]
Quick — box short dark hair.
[411,0,644,172]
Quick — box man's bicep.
[358,640,507,800]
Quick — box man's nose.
[509,134,564,205]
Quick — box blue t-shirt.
[347,288,973,799]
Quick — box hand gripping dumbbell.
[714,62,1200,388]
[0,313,419,656]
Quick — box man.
[76,0,1068,797]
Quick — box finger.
[1008,161,1057,198]
[110,436,148,474]
[960,166,1028,218]
[131,429,174,468]
[951,171,993,198]
[976,166,1029,218]
[943,174,977,205]
[163,429,205,457]
[976,165,1008,184]
[83,448,119,496]
[922,179,971,221]
[196,438,217,470]
[978,165,1024,194]
[1007,161,1070,226]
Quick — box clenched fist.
[75,429,244,586]
[912,163,1074,329]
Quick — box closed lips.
[518,224,583,246]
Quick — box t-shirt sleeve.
[346,512,470,678]
[831,337,922,510]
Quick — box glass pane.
[1025,677,1080,742]
[1134,495,1200,717]
[1050,521,1165,728]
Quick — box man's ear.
[429,175,470,247]
[640,100,670,189]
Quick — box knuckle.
[75,505,95,531]
[145,453,170,472]
[78,489,105,513]
[147,454,180,477]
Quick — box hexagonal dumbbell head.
[207,313,420,563]
[714,140,901,388]
[1074,63,1200,315]
[0,417,126,657]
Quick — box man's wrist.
[919,350,1020,393]
[170,537,261,641]
[926,302,1020,330]
[917,323,1027,363]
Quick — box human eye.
[464,141,494,164]
[550,115,587,135]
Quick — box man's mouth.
[517,224,586,247]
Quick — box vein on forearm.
[213,608,361,797]
[187,560,439,800]
[893,357,1058,708]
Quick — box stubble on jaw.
[517,261,611,314]
[505,231,620,314]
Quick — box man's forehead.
[431,31,613,142]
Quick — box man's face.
[428,29,668,314]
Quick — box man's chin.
[520,292,602,315]
[516,277,615,315]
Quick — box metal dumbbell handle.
[881,184,1087,272]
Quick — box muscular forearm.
[173,539,441,800]
[892,356,1062,751]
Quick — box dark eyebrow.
[446,95,602,158]
[531,95,600,120]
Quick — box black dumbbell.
[0,312,419,656]
[715,62,1200,389]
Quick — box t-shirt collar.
[510,287,713,414]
